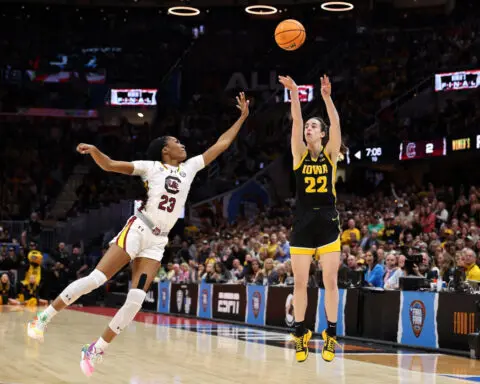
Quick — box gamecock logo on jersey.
[165,176,181,194]
[409,300,426,338]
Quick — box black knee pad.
[137,273,148,291]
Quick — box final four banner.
[197,281,213,319]
[398,291,439,349]
[157,281,171,313]
[315,289,346,336]
[246,285,267,326]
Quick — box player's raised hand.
[321,74,332,98]
[76,143,96,155]
[236,92,250,119]
[278,75,298,91]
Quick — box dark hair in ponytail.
[146,136,169,161]
[308,116,348,161]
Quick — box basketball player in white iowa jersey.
[27,92,250,376]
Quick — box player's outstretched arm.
[202,92,249,167]
[321,75,341,160]
[279,75,306,167]
[76,144,134,175]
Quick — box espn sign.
[218,292,240,315]
[284,85,314,103]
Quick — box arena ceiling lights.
[167,6,201,16]
[320,1,354,12]
[245,5,278,15]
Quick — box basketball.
[274,19,306,51]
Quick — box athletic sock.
[327,321,337,337]
[95,337,110,352]
[39,305,57,323]
[294,321,305,337]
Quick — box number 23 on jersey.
[304,176,328,193]
[158,195,176,212]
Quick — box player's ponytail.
[146,136,169,161]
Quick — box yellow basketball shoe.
[321,330,339,362]
[291,329,312,363]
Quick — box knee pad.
[60,269,107,305]
[109,289,146,335]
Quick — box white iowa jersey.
[132,155,204,232]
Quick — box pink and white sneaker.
[80,343,104,377]
[27,313,48,342]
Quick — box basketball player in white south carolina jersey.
[27,92,250,377]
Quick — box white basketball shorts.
[110,216,168,262]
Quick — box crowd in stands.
[3,179,480,308]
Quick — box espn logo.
[218,292,240,314]
[453,312,475,335]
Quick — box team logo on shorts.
[180,171,186,178]
[165,176,181,194]
[201,289,209,312]
[406,142,416,159]
[252,291,261,319]
[409,300,426,338]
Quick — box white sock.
[95,337,110,352]
[40,305,58,323]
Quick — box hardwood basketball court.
[0,306,478,383]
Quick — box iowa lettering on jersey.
[301,164,328,175]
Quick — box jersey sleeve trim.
[324,150,335,168]
[293,150,309,171]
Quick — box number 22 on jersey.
[305,176,328,193]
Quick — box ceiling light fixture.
[167,6,200,16]
[137,112,144,118]
[320,2,354,12]
[245,5,278,15]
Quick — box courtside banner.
[398,291,438,349]
[143,282,158,312]
[437,292,477,351]
[266,287,318,331]
[157,281,171,313]
[315,288,346,336]
[212,284,247,322]
[246,285,267,326]
[170,283,199,316]
[197,281,213,319]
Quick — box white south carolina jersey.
[132,155,205,232]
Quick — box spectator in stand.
[463,248,480,281]
[384,255,406,290]
[276,232,291,262]
[436,202,449,228]
[0,273,17,305]
[383,254,398,286]
[214,262,231,283]
[262,258,275,285]
[230,259,244,282]
[435,252,455,282]
[364,251,384,288]
[341,219,361,245]
[245,259,263,285]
